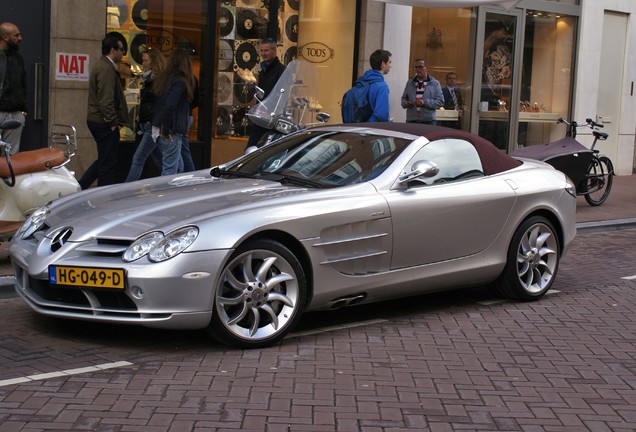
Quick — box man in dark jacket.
[0,22,28,154]
[80,33,131,189]
[245,38,286,149]
[441,72,464,129]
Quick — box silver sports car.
[9,123,576,348]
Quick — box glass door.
[473,9,521,151]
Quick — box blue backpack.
[341,78,372,123]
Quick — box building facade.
[5,0,635,180]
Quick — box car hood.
[44,172,322,241]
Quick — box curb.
[576,218,636,233]
[0,276,16,298]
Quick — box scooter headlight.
[274,118,297,135]
[18,206,50,239]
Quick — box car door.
[383,138,517,270]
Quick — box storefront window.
[408,8,475,130]
[518,11,576,146]
[106,0,205,144]
[212,0,357,161]
[106,1,358,165]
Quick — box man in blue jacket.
[360,49,392,122]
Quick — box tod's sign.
[298,42,334,64]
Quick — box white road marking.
[0,361,133,388]
[621,275,636,280]
[288,318,388,338]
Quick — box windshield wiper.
[210,167,260,180]
[273,174,325,189]
[211,168,324,188]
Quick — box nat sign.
[56,53,90,81]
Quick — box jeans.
[0,111,25,154]
[126,122,162,182]
[179,116,195,173]
[246,123,268,149]
[179,138,195,173]
[157,133,183,176]
[80,121,120,189]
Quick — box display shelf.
[435,109,459,120]
[479,111,562,123]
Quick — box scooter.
[244,59,331,152]
[0,119,81,239]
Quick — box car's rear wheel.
[209,239,306,348]
[494,216,560,301]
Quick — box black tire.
[584,156,613,206]
[209,239,307,348]
[494,216,560,301]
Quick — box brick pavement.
[0,228,636,431]
[0,175,635,431]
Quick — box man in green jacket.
[80,33,130,189]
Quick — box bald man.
[0,22,27,153]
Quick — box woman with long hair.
[125,48,166,182]
[151,48,195,175]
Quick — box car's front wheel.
[209,239,307,348]
[494,216,560,301]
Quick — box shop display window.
[408,8,475,131]
[213,0,357,144]
[106,0,357,165]
[519,11,576,146]
[106,0,205,144]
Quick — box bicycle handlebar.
[557,117,603,138]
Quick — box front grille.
[22,275,153,319]
[29,277,137,310]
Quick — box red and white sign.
[55,53,90,81]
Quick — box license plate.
[49,266,125,289]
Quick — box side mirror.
[254,86,265,100]
[244,145,259,155]
[398,160,439,184]
[315,112,331,124]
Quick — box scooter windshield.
[247,59,321,130]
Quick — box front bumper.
[10,242,231,330]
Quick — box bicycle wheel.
[584,156,614,206]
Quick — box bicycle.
[558,118,614,206]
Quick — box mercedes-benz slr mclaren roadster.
[9,123,576,348]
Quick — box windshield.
[226,130,412,187]
[246,60,321,129]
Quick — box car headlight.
[148,226,199,262]
[124,227,199,263]
[17,206,50,239]
[123,231,164,262]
